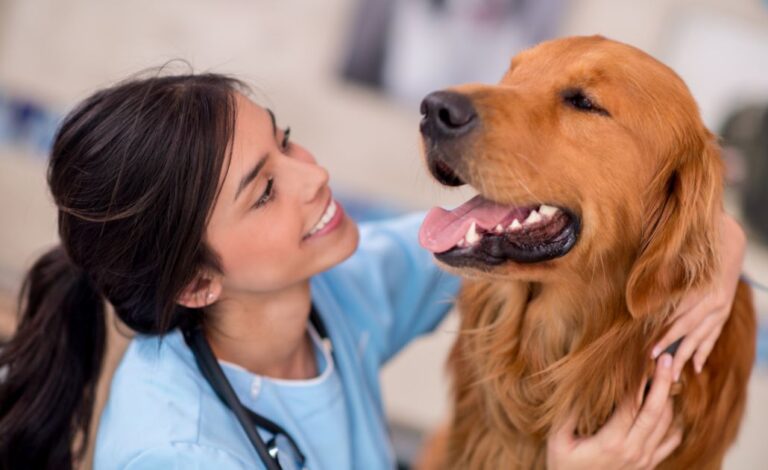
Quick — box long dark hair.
[0,73,243,469]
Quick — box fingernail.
[661,354,672,368]
[651,346,661,359]
[695,362,702,374]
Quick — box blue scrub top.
[94,213,460,469]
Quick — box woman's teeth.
[308,200,337,236]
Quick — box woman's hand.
[547,354,682,470]
[651,211,746,380]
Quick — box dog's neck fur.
[453,261,660,456]
[526,264,632,354]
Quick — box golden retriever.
[416,36,756,469]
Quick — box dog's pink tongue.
[419,195,511,253]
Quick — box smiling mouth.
[419,195,580,267]
[304,199,338,239]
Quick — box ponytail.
[0,72,242,468]
[0,246,106,469]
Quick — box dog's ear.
[625,130,723,319]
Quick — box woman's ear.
[177,273,223,309]
[625,130,723,319]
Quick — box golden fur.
[420,36,756,469]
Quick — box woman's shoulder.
[312,211,459,364]
[321,212,426,280]
[356,211,425,249]
[106,330,203,406]
[312,213,427,313]
[95,331,250,468]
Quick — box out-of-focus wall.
[0,0,478,277]
[562,0,768,129]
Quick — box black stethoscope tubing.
[182,306,328,469]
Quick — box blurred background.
[1,0,767,468]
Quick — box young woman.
[0,74,745,469]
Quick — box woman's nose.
[286,155,328,203]
[306,165,329,202]
[291,143,317,165]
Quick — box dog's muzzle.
[420,91,477,186]
[419,91,478,140]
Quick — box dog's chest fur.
[446,278,654,469]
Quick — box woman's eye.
[252,176,274,209]
[281,127,291,151]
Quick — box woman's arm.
[651,211,747,380]
[320,213,460,365]
[547,354,681,469]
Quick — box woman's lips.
[304,199,345,240]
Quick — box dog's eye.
[562,89,610,116]
[566,91,594,110]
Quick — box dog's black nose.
[420,91,477,139]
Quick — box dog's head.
[419,35,722,318]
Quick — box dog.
[417,36,756,469]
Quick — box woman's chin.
[316,216,359,268]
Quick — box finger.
[692,325,722,373]
[670,313,721,380]
[642,398,675,456]
[649,427,683,468]
[652,311,698,359]
[597,386,642,442]
[671,314,720,381]
[671,290,704,320]
[627,354,673,445]
[635,372,648,406]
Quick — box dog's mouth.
[430,157,466,186]
[418,194,580,267]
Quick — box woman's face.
[205,94,359,297]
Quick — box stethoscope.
[182,305,330,470]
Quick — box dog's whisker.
[515,151,560,205]
[515,152,552,200]
[497,151,544,206]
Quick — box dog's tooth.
[539,204,559,218]
[494,224,504,233]
[508,219,522,231]
[457,239,466,247]
[524,210,542,225]
[465,222,481,245]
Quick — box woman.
[0,74,745,469]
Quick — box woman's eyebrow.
[266,108,278,137]
[233,109,279,202]
[234,155,268,201]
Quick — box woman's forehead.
[235,93,270,127]
[219,96,276,196]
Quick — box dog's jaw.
[434,207,580,268]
